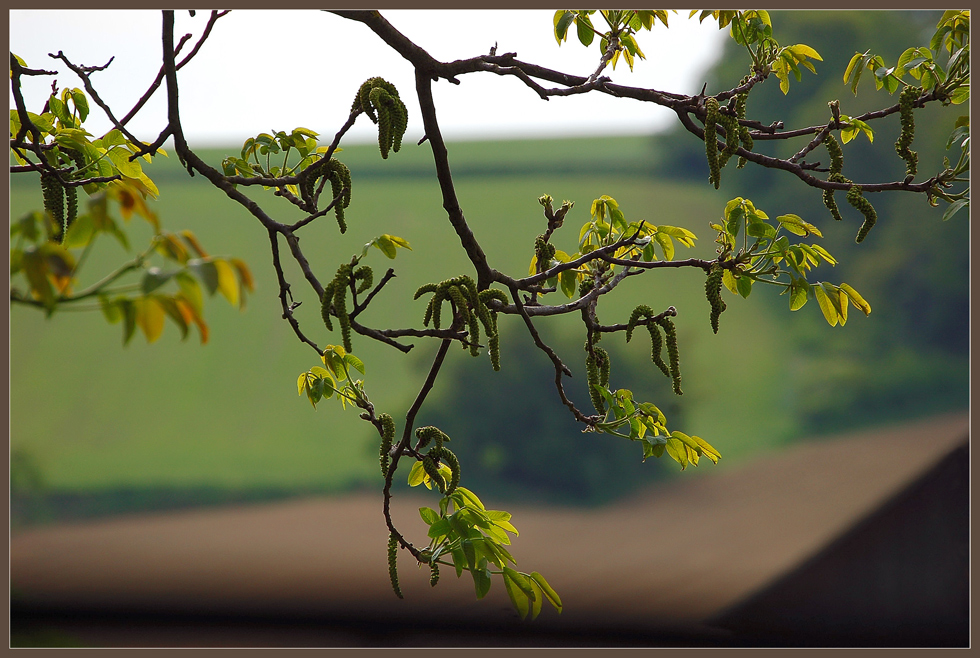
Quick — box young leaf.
[502,567,533,620]
[407,460,426,487]
[135,296,165,343]
[530,572,562,613]
[812,282,839,326]
[472,562,492,599]
[838,282,871,316]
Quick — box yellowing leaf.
[213,258,239,308]
[135,296,165,343]
[179,230,209,258]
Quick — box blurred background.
[9,9,969,647]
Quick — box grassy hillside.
[11,127,963,518]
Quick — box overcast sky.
[10,10,728,146]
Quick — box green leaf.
[48,96,71,127]
[812,282,838,326]
[408,460,426,487]
[502,567,532,620]
[472,563,492,599]
[67,88,89,122]
[559,269,578,299]
[141,267,174,295]
[417,506,437,527]
[344,353,366,375]
[98,295,121,324]
[736,275,752,299]
[722,269,738,295]
[810,244,837,265]
[121,299,137,345]
[943,198,969,221]
[654,232,674,261]
[107,147,142,179]
[456,487,486,510]
[527,577,544,620]
[375,235,397,259]
[554,10,575,43]
[530,572,562,613]
[575,14,595,47]
[746,221,775,239]
[62,213,95,249]
[664,437,688,469]
[692,436,721,464]
[786,276,807,311]
[839,282,871,316]
[188,259,219,296]
[427,517,451,540]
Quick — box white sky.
[10,10,727,146]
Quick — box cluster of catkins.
[320,262,373,352]
[821,132,878,243]
[351,77,409,160]
[703,85,753,189]
[415,275,506,370]
[624,305,682,396]
[415,425,460,496]
[301,157,352,233]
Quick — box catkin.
[329,263,354,352]
[387,532,403,599]
[415,426,450,451]
[734,86,752,168]
[40,171,65,240]
[429,561,440,587]
[705,264,726,334]
[431,446,460,494]
[847,185,878,243]
[647,323,670,377]
[656,317,682,395]
[354,266,373,294]
[325,159,352,233]
[717,111,741,170]
[414,282,438,299]
[446,285,471,325]
[595,346,610,388]
[625,305,654,343]
[704,96,721,189]
[379,413,395,477]
[822,135,846,221]
[585,342,605,414]
[422,455,446,494]
[895,85,919,178]
[533,235,555,271]
[626,305,670,377]
[320,280,336,331]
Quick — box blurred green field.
[10,122,967,517]
[10,136,801,501]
